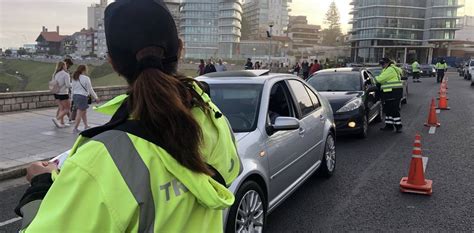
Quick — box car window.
[208,84,263,133]
[307,72,362,92]
[287,80,316,118]
[268,81,296,124]
[470,61,474,66]
[304,85,321,109]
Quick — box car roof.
[315,67,365,74]
[196,70,291,84]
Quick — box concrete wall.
[0,86,127,113]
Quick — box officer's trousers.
[382,88,403,130]
[437,70,445,83]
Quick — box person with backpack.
[15,0,241,232]
[71,65,99,134]
[50,61,71,128]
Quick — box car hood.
[234,132,250,142]
[318,91,363,112]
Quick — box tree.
[322,1,343,46]
[17,48,27,56]
[4,49,12,56]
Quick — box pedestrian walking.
[309,59,321,75]
[255,61,261,69]
[215,59,227,72]
[435,58,448,83]
[376,58,404,133]
[71,65,99,134]
[301,60,309,79]
[412,60,421,83]
[197,59,205,75]
[51,61,71,128]
[64,58,76,123]
[293,63,301,76]
[15,0,241,232]
[245,58,253,70]
[204,59,217,74]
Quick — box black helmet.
[379,57,391,65]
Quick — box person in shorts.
[71,65,99,133]
[52,61,72,128]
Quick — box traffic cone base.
[424,122,440,127]
[436,107,450,110]
[400,177,433,195]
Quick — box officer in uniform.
[376,58,404,133]
[412,59,421,83]
[15,0,241,232]
[435,58,448,83]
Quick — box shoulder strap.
[78,76,88,93]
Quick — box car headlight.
[432,68,436,72]
[337,98,363,113]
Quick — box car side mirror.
[272,117,300,131]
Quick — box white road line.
[429,127,436,134]
[0,217,22,227]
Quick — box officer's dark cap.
[105,0,179,80]
[379,57,391,65]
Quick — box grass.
[0,59,199,92]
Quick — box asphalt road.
[0,73,472,232]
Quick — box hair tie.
[136,56,164,73]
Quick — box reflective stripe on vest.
[93,130,155,233]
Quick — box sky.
[0,0,473,48]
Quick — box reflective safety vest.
[435,62,448,70]
[412,61,420,72]
[375,64,404,92]
[19,84,241,233]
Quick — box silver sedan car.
[197,70,336,233]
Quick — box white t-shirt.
[72,75,98,99]
[54,70,71,95]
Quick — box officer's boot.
[395,125,403,133]
[380,124,394,131]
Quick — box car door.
[265,81,303,202]
[363,71,379,121]
[286,79,325,175]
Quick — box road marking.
[429,127,436,134]
[0,217,22,227]
[422,157,429,173]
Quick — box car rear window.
[208,84,263,133]
[307,72,362,92]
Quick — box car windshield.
[367,68,382,76]
[307,72,362,92]
[208,84,263,133]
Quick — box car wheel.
[357,115,369,138]
[226,180,266,233]
[318,133,336,177]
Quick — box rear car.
[420,64,436,77]
[197,70,336,233]
[466,59,474,83]
[307,68,383,138]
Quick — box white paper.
[49,150,70,169]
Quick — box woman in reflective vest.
[15,0,241,232]
[376,58,404,133]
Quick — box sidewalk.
[0,107,111,179]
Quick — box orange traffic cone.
[400,134,433,195]
[437,92,450,110]
[424,98,440,127]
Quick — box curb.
[0,165,28,182]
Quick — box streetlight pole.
[268,23,274,63]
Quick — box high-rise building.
[87,0,108,30]
[242,0,291,39]
[350,0,463,64]
[287,16,321,51]
[164,0,182,32]
[95,19,107,57]
[180,0,242,59]
[455,15,474,41]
